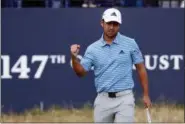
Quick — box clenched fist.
[71,44,80,57]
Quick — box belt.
[100,89,132,98]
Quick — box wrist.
[71,54,81,62]
[143,93,149,97]
[143,86,149,96]
[143,91,149,96]
[71,53,77,59]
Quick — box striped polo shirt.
[80,32,144,93]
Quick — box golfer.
[70,8,152,123]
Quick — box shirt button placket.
[109,44,112,59]
[108,45,111,60]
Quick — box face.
[101,20,120,38]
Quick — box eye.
[113,22,119,26]
[106,22,119,26]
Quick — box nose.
[109,23,114,29]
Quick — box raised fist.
[71,44,80,57]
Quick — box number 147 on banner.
[1,55,66,79]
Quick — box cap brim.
[104,17,121,24]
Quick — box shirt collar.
[100,32,120,47]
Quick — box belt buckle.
[108,92,117,98]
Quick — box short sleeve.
[131,40,144,64]
[80,47,94,72]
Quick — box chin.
[108,33,116,38]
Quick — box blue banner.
[1,8,184,112]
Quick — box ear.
[100,20,104,28]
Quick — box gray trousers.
[93,90,135,123]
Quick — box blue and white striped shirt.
[80,32,144,93]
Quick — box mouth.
[108,31,115,34]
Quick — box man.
[70,8,151,123]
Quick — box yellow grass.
[1,103,184,123]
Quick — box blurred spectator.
[124,0,137,7]
[181,0,184,7]
[1,0,17,7]
[14,0,70,8]
[95,0,129,7]
[82,0,97,7]
[1,0,6,7]
[160,0,181,8]
[100,0,121,7]
[170,0,180,8]
[143,0,158,7]
[21,0,46,7]
[51,0,62,8]
[49,0,70,8]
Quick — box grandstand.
[1,0,184,8]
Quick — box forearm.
[139,69,149,96]
[71,54,86,77]
[136,64,149,96]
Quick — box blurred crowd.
[1,0,184,8]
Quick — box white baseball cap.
[102,8,122,24]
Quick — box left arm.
[131,39,152,108]
[135,63,152,108]
[135,63,149,96]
